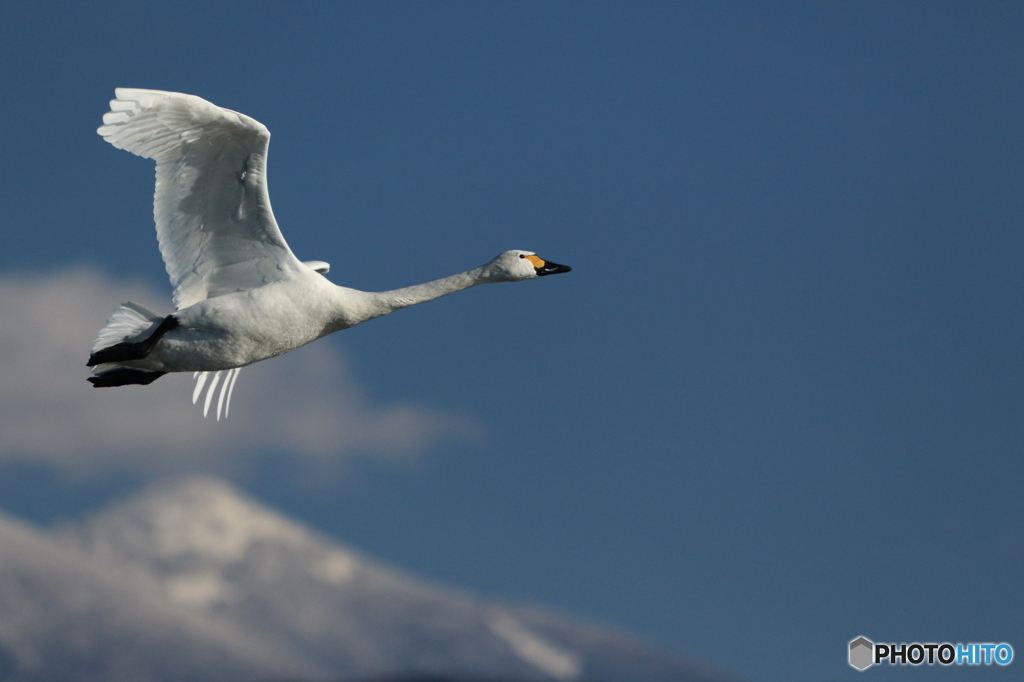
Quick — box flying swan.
[88,89,571,419]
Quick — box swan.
[88,89,571,419]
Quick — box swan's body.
[89,89,570,417]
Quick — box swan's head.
[483,250,572,282]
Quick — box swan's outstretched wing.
[98,88,304,309]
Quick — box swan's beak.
[534,259,572,277]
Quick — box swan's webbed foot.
[88,368,167,387]
[87,315,179,367]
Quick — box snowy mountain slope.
[55,476,736,682]
[0,509,322,682]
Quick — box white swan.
[88,89,571,419]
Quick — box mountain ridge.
[0,475,737,682]
[0,506,321,682]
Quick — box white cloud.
[0,267,476,478]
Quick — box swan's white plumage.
[91,301,162,354]
[97,88,304,310]
[90,89,570,418]
[303,260,331,274]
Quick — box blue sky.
[0,3,1022,681]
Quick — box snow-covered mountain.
[0,507,318,682]
[0,477,735,682]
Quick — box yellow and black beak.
[526,254,572,277]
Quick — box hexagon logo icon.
[849,636,874,670]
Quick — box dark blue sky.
[0,3,1021,681]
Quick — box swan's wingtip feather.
[113,88,171,105]
[190,369,241,419]
[202,371,222,418]
[225,368,241,419]
[192,372,209,404]
[215,370,230,421]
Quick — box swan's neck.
[352,266,492,324]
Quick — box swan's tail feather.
[193,368,241,420]
[91,302,162,354]
[88,303,178,368]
